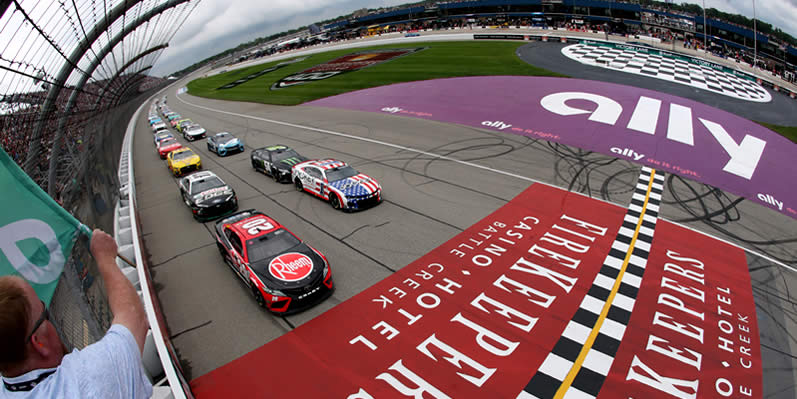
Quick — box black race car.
[251,145,308,183]
[214,210,334,314]
[178,171,238,221]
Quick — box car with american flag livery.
[214,209,334,314]
[291,159,382,211]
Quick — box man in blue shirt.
[0,229,152,398]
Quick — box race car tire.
[294,179,303,192]
[271,168,280,183]
[330,194,342,210]
[207,143,213,152]
[252,286,267,308]
[216,243,226,259]
[219,149,226,157]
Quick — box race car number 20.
[242,218,274,235]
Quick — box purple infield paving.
[306,76,797,220]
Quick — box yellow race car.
[167,147,202,177]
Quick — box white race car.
[291,159,382,211]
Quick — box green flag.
[0,146,90,304]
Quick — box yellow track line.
[553,169,657,398]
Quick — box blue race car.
[207,132,244,156]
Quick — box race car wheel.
[330,194,342,210]
[252,286,267,308]
[216,243,226,259]
[294,179,303,192]
[207,143,212,152]
[271,168,280,183]
[219,149,226,157]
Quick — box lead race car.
[178,171,238,221]
[214,210,333,314]
[292,159,382,211]
[251,145,308,182]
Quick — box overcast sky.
[150,0,797,76]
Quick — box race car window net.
[191,178,224,195]
[246,229,301,263]
[229,232,243,253]
[326,166,359,182]
[307,168,322,179]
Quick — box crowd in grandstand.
[1,75,167,205]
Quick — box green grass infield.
[186,41,565,106]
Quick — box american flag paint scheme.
[292,159,382,211]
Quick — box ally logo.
[0,219,68,284]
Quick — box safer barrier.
[116,98,193,398]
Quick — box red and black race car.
[214,210,333,314]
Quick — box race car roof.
[305,159,347,170]
[184,170,216,183]
[229,214,282,240]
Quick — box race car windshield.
[326,166,359,182]
[216,133,233,143]
[173,150,195,160]
[191,177,224,194]
[273,149,300,162]
[246,229,301,262]
[160,139,177,147]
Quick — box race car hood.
[218,138,241,148]
[172,155,200,167]
[185,127,206,136]
[328,174,380,196]
[249,243,325,290]
[193,186,234,204]
[159,143,181,153]
[275,156,308,172]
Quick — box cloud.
[151,0,409,75]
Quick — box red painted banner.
[190,183,761,398]
[600,220,762,398]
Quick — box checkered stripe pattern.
[518,167,665,399]
[562,44,771,103]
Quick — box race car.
[251,145,308,183]
[292,159,382,211]
[178,171,238,221]
[176,119,193,133]
[157,138,182,159]
[207,132,244,156]
[167,147,202,176]
[183,124,206,141]
[154,131,174,146]
[151,121,168,132]
[214,210,333,314]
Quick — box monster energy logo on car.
[280,157,303,166]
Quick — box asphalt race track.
[133,40,797,395]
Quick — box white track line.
[176,93,796,273]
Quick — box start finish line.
[191,183,760,398]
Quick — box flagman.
[0,146,151,397]
[0,229,152,398]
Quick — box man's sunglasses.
[27,300,49,342]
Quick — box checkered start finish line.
[562,43,772,103]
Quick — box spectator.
[0,229,151,398]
